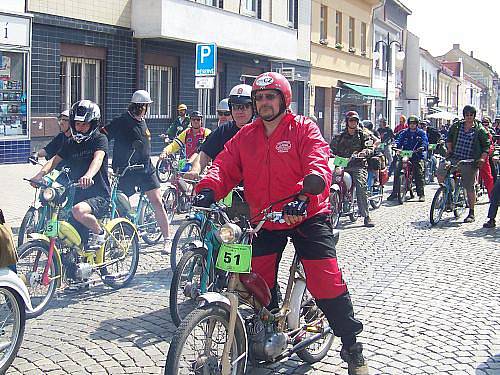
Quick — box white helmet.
[59,109,70,119]
[131,90,153,104]
[217,98,230,112]
[229,84,252,105]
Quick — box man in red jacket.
[194,72,368,375]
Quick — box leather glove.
[282,197,309,217]
[193,188,215,208]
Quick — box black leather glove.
[283,197,309,217]
[193,188,215,208]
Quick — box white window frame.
[242,0,257,16]
[287,0,295,27]
[60,56,101,111]
[144,64,174,119]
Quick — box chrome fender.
[0,268,34,312]
[26,233,63,287]
[287,278,307,329]
[198,292,248,372]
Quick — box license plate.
[221,192,233,208]
[333,156,349,167]
[216,243,252,273]
[45,219,58,237]
[400,150,414,158]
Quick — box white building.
[419,48,440,118]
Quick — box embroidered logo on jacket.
[275,140,291,153]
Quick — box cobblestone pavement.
[1,163,498,375]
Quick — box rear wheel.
[453,184,467,218]
[170,220,202,270]
[397,173,407,204]
[0,287,26,373]
[329,190,341,228]
[369,185,383,209]
[430,186,447,226]
[162,188,177,224]
[138,201,162,245]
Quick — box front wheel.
[397,173,407,204]
[0,288,26,373]
[453,183,467,218]
[170,220,202,270]
[18,207,42,247]
[170,248,214,327]
[329,190,341,229]
[165,305,246,375]
[162,188,177,224]
[100,221,140,289]
[17,240,59,318]
[430,186,447,226]
[138,200,163,245]
[369,185,384,209]
[156,158,172,183]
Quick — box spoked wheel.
[424,162,433,185]
[170,220,202,270]
[162,188,177,224]
[100,221,140,288]
[397,174,407,204]
[0,288,26,373]
[18,207,43,247]
[430,186,447,226]
[453,184,467,218]
[138,201,163,245]
[170,248,214,327]
[369,185,384,209]
[156,158,172,183]
[329,190,341,229]
[16,240,59,318]
[165,305,246,375]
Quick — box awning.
[426,111,457,120]
[342,83,386,100]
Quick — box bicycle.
[392,147,419,204]
[156,133,185,183]
[429,159,471,225]
[16,179,140,318]
[165,175,335,374]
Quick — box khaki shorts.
[437,160,478,192]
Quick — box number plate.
[221,191,233,207]
[333,156,349,167]
[400,150,414,158]
[428,144,437,151]
[178,158,187,171]
[45,219,58,237]
[216,243,252,273]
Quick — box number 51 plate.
[216,243,252,273]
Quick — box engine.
[246,316,287,361]
[63,251,93,281]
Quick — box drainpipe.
[136,39,142,90]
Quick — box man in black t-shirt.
[37,110,71,162]
[31,100,110,250]
[102,90,172,254]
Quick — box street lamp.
[373,32,405,127]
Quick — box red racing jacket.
[195,113,332,231]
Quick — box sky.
[403,0,500,72]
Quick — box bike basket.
[333,156,349,167]
[400,150,414,158]
[216,243,252,273]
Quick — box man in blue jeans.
[483,179,500,228]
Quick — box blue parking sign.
[195,43,217,77]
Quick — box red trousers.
[479,158,494,198]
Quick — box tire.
[329,190,341,229]
[165,305,246,375]
[170,220,202,270]
[430,186,447,226]
[138,200,163,245]
[397,173,407,204]
[162,188,177,224]
[170,248,214,327]
[156,158,172,183]
[100,221,140,289]
[453,184,467,218]
[17,240,59,318]
[18,207,41,247]
[369,185,383,209]
[424,161,432,185]
[0,288,26,373]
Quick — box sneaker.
[387,194,397,201]
[419,196,425,202]
[463,214,475,223]
[483,219,496,228]
[340,342,369,375]
[161,238,172,255]
[87,231,105,250]
[364,217,375,228]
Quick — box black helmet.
[345,111,360,123]
[190,110,203,118]
[362,120,374,130]
[462,105,476,117]
[69,100,101,143]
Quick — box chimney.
[470,51,474,58]
[453,43,460,49]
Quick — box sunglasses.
[232,103,253,111]
[254,93,278,101]
[464,113,475,117]
[217,111,231,116]
[482,122,489,125]
[191,118,202,122]
[409,121,418,124]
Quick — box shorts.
[437,160,478,192]
[119,170,161,197]
[76,196,110,219]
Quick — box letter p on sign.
[195,43,217,77]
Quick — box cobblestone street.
[1,163,498,375]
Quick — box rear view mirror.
[301,174,325,196]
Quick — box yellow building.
[310,0,381,140]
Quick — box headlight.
[42,187,56,202]
[216,223,242,244]
[402,156,409,163]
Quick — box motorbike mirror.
[301,174,325,196]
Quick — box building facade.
[0,0,32,163]
[418,48,440,118]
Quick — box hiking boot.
[463,214,475,223]
[387,194,397,201]
[87,231,105,251]
[483,219,496,228]
[340,342,369,375]
[364,217,375,228]
[419,195,425,202]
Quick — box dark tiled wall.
[0,140,30,163]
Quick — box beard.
[258,106,277,121]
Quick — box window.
[335,11,342,44]
[60,57,102,112]
[145,65,175,118]
[424,71,428,92]
[244,0,256,14]
[360,22,366,53]
[421,69,425,90]
[348,17,355,49]
[287,0,295,26]
[320,5,328,41]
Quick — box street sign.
[195,76,215,89]
[195,43,217,77]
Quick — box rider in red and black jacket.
[194,72,368,374]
